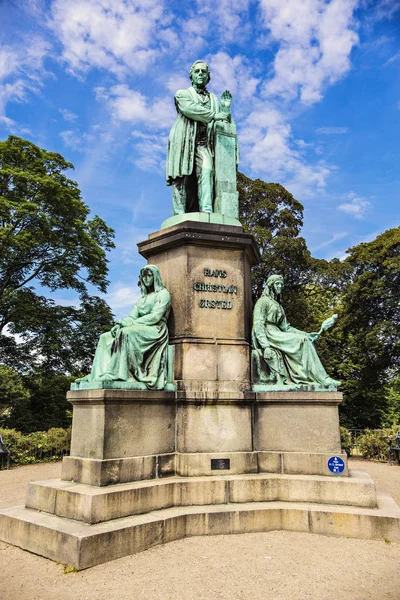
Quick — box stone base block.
[61,453,176,486]
[1,488,399,570]
[176,452,258,477]
[254,392,343,453]
[62,451,349,484]
[176,399,253,453]
[26,470,377,526]
[258,451,349,477]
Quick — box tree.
[238,172,312,327]
[2,288,114,375]
[381,380,400,428]
[335,227,400,427]
[0,135,115,336]
[1,371,74,433]
[0,136,116,430]
[0,135,115,372]
[0,365,29,419]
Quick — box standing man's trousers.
[172,144,214,215]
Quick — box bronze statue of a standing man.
[166,60,234,215]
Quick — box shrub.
[357,427,399,461]
[340,426,352,456]
[0,427,71,466]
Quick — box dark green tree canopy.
[0,135,115,328]
[0,136,115,377]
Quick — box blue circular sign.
[327,456,345,474]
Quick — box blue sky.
[1,0,399,318]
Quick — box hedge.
[340,426,400,461]
[357,427,399,462]
[0,427,71,466]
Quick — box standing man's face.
[192,63,209,89]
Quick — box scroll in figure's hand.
[318,314,338,335]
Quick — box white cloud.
[338,191,371,219]
[95,84,175,128]
[194,0,252,43]
[206,52,260,106]
[48,0,172,77]
[0,37,51,121]
[385,52,400,66]
[105,283,141,313]
[260,0,359,103]
[59,108,78,121]
[59,129,95,151]
[131,130,168,174]
[316,127,348,134]
[311,231,348,251]
[240,101,332,196]
[361,0,400,25]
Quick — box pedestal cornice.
[138,220,260,266]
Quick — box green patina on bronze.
[166,60,239,219]
[72,265,171,391]
[251,274,340,391]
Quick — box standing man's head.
[189,60,210,88]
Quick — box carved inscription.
[196,267,237,309]
[199,299,233,309]
[193,282,237,294]
[204,269,226,278]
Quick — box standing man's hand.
[214,112,230,121]
[220,90,232,112]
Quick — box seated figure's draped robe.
[83,284,170,390]
[252,294,334,386]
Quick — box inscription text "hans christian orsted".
[196,267,237,310]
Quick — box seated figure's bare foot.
[98,373,119,381]
[75,375,90,383]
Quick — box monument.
[0,60,399,569]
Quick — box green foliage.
[0,365,29,415]
[333,228,400,428]
[1,373,73,433]
[239,173,400,429]
[357,427,399,461]
[0,427,71,466]
[0,135,114,307]
[0,135,115,375]
[340,426,352,457]
[1,290,114,375]
[63,565,79,574]
[381,380,400,428]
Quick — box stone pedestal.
[138,220,259,395]
[2,218,400,569]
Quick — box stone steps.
[0,489,399,570]
[26,470,377,525]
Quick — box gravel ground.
[0,459,399,600]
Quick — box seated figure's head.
[139,264,166,295]
[264,274,284,298]
[189,60,211,87]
